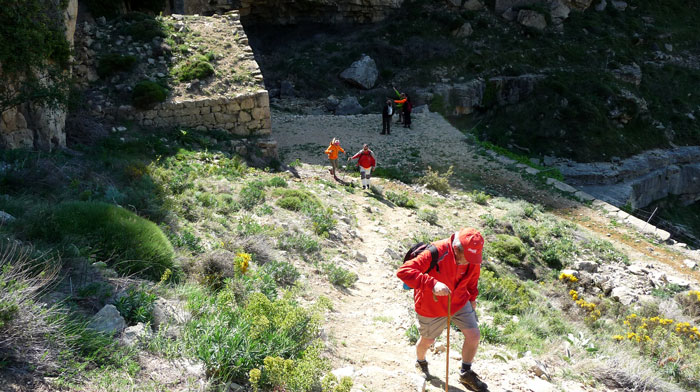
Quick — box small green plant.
[478,270,532,315]
[97,53,138,77]
[386,191,417,208]
[416,166,453,194]
[240,182,266,210]
[487,235,527,266]
[122,15,166,42]
[172,54,215,82]
[132,80,167,109]
[114,285,157,325]
[277,232,320,254]
[471,190,490,205]
[322,263,358,288]
[418,209,439,225]
[266,177,288,188]
[261,260,300,287]
[480,323,504,344]
[406,324,420,345]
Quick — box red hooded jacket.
[351,149,376,169]
[396,234,480,318]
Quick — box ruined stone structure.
[0,0,78,150]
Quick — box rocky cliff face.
[554,147,700,208]
[0,0,77,151]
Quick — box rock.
[549,0,571,24]
[683,259,697,269]
[335,96,363,115]
[463,0,485,10]
[280,80,296,98]
[121,322,151,346]
[89,304,126,335]
[563,0,594,10]
[331,366,354,379]
[433,342,447,353]
[339,55,378,90]
[611,63,642,85]
[611,286,637,305]
[152,298,191,331]
[664,43,673,52]
[412,104,429,114]
[574,260,598,273]
[452,22,474,38]
[0,211,16,224]
[611,0,627,11]
[529,360,550,379]
[325,95,340,111]
[411,373,427,391]
[353,250,368,263]
[594,0,607,11]
[501,8,518,21]
[518,10,547,31]
[384,248,400,260]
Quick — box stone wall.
[118,90,271,136]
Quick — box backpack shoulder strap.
[424,244,440,274]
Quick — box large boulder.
[339,55,378,90]
[517,10,547,31]
[452,22,474,38]
[89,304,126,335]
[610,63,642,85]
[335,96,363,115]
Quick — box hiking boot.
[415,360,432,380]
[459,369,489,392]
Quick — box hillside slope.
[2,109,699,391]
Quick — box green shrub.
[478,270,532,315]
[416,166,453,194]
[261,260,300,287]
[470,191,490,205]
[418,209,439,225]
[277,232,320,254]
[322,263,357,288]
[97,53,138,78]
[487,235,527,266]
[273,189,321,210]
[172,55,215,82]
[266,177,288,188]
[24,201,176,280]
[277,196,304,211]
[114,285,157,325]
[132,80,167,109]
[176,289,324,384]
[123,16,166,42]
[480,323,504,344]
[240,182,266,210]
[386,191,417,208]
[307,206,336,237]
[584,238,629,264]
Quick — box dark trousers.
[404,111,411,128]
[382,116,392,134]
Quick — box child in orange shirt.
[324,138,345,178]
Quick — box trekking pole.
[446,292,451,392]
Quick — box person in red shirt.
[348,144,376,189]
[397,228,489,392]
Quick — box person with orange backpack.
[324,138,345,178]
[348,144,376,189]
[397,228,489,392]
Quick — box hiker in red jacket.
[348,144,376,189]
[397,228,489,392]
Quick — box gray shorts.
[417,302,479,340]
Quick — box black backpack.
[401,242,441,290]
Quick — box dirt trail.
[274,111,697,392]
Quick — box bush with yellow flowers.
[558,272,578,284]
[613,313,700,387]
[567,289,601,322]
[235,252,251,275]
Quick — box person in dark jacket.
[381,99,394,135]
[403,94,413,129]
[397,228,489,391]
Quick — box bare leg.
[416,336,435,361]
[461,328,480,363]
